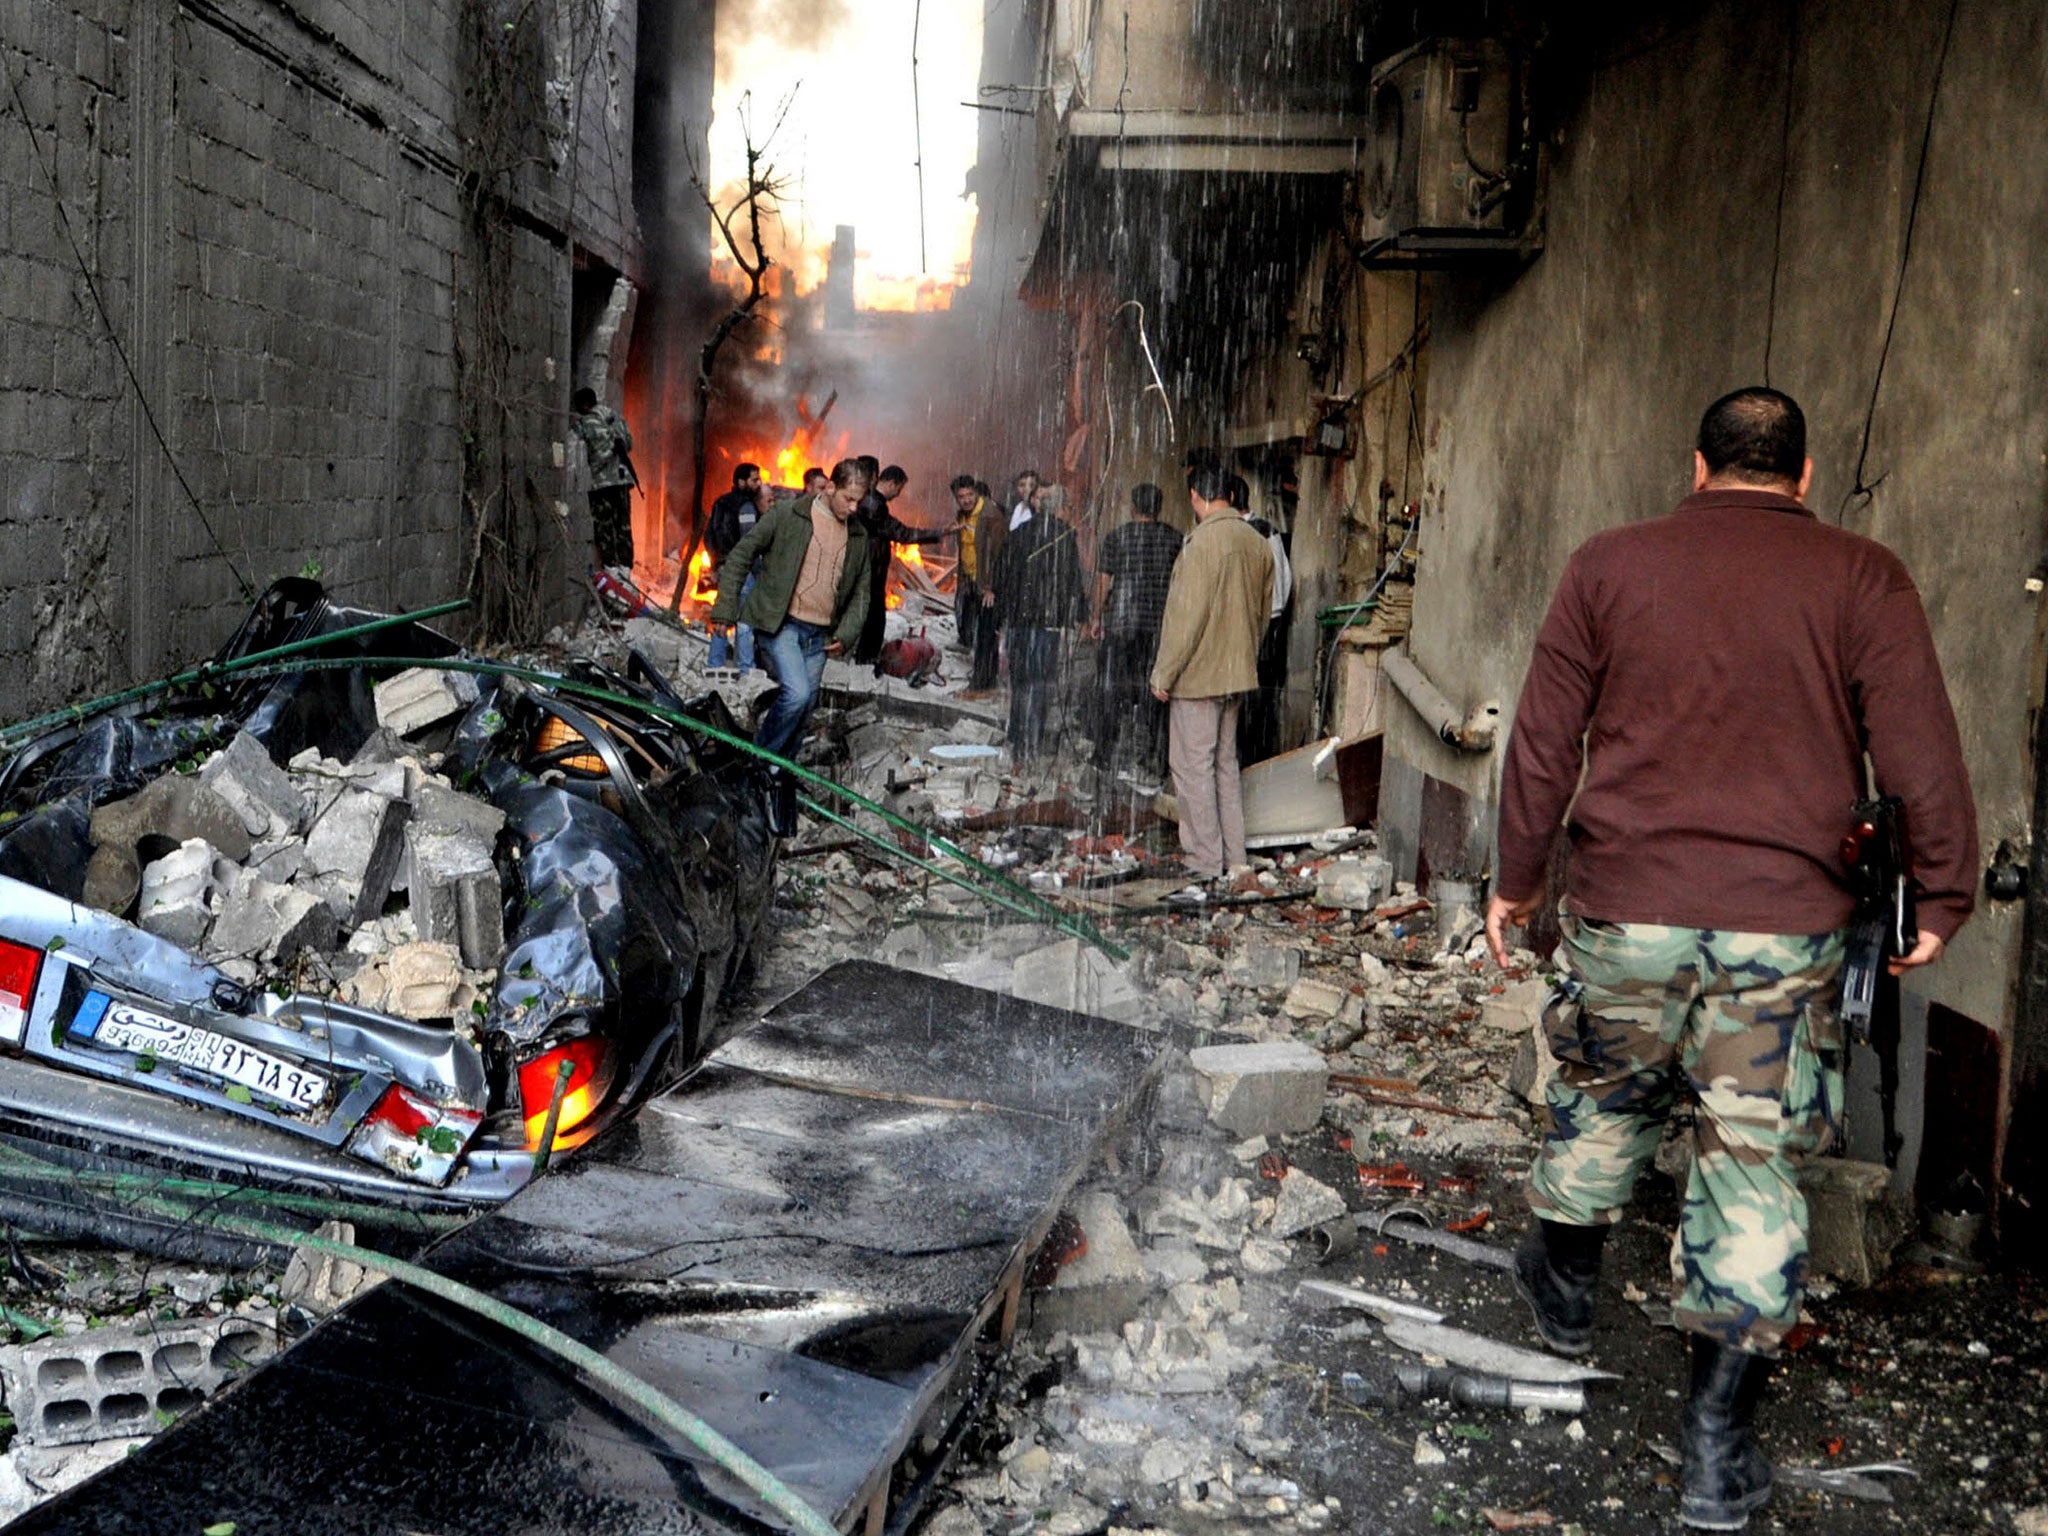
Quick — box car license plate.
[73,995,331,1112]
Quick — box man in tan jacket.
[1151,461,1274,886]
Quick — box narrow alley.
[0,1,2043,1534]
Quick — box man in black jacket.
[992,484,1087,762]
[706,462,763,672]
[852,460,945,667]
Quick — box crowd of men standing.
[700,451,1293,897]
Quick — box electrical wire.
[1762,0,1799,387]
[0,47,256,599]
[1839,0,1960,523]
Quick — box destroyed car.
[0,581,777,1254]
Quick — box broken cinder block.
[1011,937,1145,1024]
[372,667,481,737]
[1282,977,1348,1019]
[1229,940,1301,992]
[301,789,411,926]
[137,839,225,950]
[1796,1156,1912,1287]
[198,730,308,841]
[405,829,504,969]
[208,869,339,965]
[1314,856,1393,912]
[1188,1041,1329,1137]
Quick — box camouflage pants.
[1526,912,1846,1354]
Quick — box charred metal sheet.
[9,962,1164,1534]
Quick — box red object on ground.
[1444,1207,1493,1233]
[1257,1150,1290,1181]
[1358,1162,1426,1192]
[1026,1209,1090,1288]
[1436,1174,1480,1194]
[876,632,942,684]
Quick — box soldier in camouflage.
[1486,388,1978,1530]
[573,385,635,571]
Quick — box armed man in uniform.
[1485,388,1977,1530]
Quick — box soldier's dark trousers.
[591,486,634,569]
[1527,912,1846,1354]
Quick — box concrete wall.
[0,0,637,713]
[1386,0,2046,1124]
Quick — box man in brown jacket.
[1484,388,1975,1531]
[1151,461,1274,886]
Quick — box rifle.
[1838,795,1917,1047]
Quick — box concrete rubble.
[82,723,508,1023]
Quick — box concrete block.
[136,839,223,950]
[1229,940,1301,992]
[1269,1169,1349,1238]
[1314,856,1392,912]
[622,617,685,674]
[1282,978,1348,1018]
[1507,1027,1558,1109]
[246,836,305,885]
[405,828,503,968]
[1032,1192,1151,1336]
[1481,977,1551,1034]
[0,1313,276,1446]
[1011,937,1145,1024]
[1796,1157,1912,1287]
[85,778,251,915]
[410,781,507,843]
[343,941,466,1021]
[373,666,480,736]
[279,1220,385,1315]
[197,730,307,840]
[208,868,338,964]
[1188,1041,1329,1137]
[301,788,410,925]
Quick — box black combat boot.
[1511,1218,1608,1355]
[1679,1334,1775,1529]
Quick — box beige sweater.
[1150,511,1273,698]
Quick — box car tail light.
[344,1084,483,1187]
[0,939,44,1047]
[520,1036,615,1150]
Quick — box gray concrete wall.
[0,0,637,713]
[1390,0,2046,1042]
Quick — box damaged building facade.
[996,0,2048,1258]
[0,0,714,707]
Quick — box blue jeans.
[756,618,830,759]
[709,573,757,670]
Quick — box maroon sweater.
[1498,488,1978,940]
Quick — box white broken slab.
[1268,1170,1349,1238]
[1188,1041,1328,1137]
[373,667,480,736]
[198,731,309,840]
[1292,1279,1445,1325]
[1380,1317,1620,1383]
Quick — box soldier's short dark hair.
[830,458,871,491]
[1014,469,1040,486]
[1131,483,1163,518]
[856,454,881,480]
[1227,474,1250,511]
[1697,388,1806,483]
[1187,462,1233,503]
[572,387,597,411]
[975,481,990,498]
[879,465,908,487]
[733,463,760,486]
[804,466,827,486]
[950,473,977,493]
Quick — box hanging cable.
[0,49,256,598]
[1839,0,1959,523]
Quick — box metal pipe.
[1381,646,1500,753]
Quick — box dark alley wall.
[0,0,637,713]
[1389,0,2047,1213]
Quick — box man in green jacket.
[1151,461,1274,888]
[710,458,873,757]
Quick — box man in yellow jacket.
[1151,461,1274,888]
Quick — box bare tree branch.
[667,90,797,615]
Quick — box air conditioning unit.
[1357,38,1536,263]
